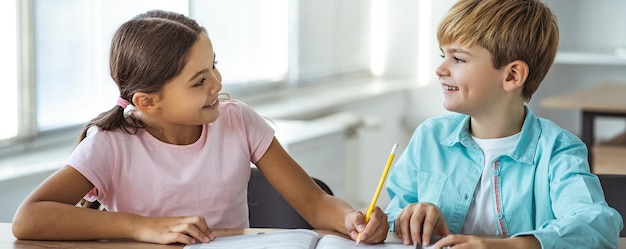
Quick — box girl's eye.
[439,54,445,59]
[213,60,219,70]
[194,78,206,87]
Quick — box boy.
[384,0,623,248]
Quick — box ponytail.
[75,103,145,146]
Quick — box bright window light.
[0,0,18,140]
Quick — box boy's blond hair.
[437,0,559,102]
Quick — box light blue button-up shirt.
[385,106,623,248]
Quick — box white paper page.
[316,233,442,249]
[184,229,318,249]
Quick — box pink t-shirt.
[67,100,274,228]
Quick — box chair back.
[247,167,333,229]
[78,167,335,229]
[598,174,626,237]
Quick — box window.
[2,0,289,150]
[35,1,189,131]
[190,1,289,87]
[2,0,374,155]
[0,0,18,142]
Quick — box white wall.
[273,89,411,208]
[0,170,54,222]
[530,0,626,140]
[294,0,371,84]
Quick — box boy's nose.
[435,64,448,78]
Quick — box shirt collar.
[441,105,539,165]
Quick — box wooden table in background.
[541,82,626,173]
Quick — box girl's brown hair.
[77,10,205,143]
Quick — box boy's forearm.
[503,236,541,249]
[13,201,139,241]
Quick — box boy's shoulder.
[533,115,583,144]
[419,112,467,129]
[409,113,469,140]
[416,110,583,144]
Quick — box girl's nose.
[209,70,222,94]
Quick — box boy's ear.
[131,92,160,114]
[503,60,528,92]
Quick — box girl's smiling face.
[154,32,223,126]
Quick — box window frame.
[1,0,373,157]
[1,0,293,154]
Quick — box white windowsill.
[0,76,421,182]
[0,143,73,182]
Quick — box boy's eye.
[439,53,465,63]
[213,60,219,69]
[194,78,206,87]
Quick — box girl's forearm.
[309,195,355,234]
[13,201,140,241]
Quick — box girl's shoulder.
[219,99,252,111]
[218,99,263,119]
[83,125,142,144]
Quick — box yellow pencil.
[356,142,399,245]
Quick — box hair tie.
[117,97,130,108]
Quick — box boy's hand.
[346,207,389,244]
[132,216,215,245]
[395,202,450,246]
[432,235,541,249]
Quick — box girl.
[12,10,388,245]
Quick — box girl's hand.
[345,207,389,244]
[394,202,451,246]
[132,216,215,245]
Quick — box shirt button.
[493,170,499,176]
[463,193,470,200]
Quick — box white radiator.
[271,112,362,205]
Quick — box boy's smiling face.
[436,43,509,117]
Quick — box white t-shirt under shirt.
[67,100,275,229]
[460,132,520,235]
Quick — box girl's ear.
[132,92,160,114]
[503,60,528,93]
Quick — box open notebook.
[184,229,444,249]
